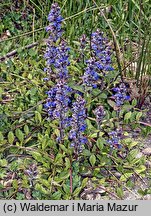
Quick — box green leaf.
[37,104,43,112]
[17,47,23,54]
[0,159,7,167]
[120,172,133,181]
[40,179,50,188]
[99,93,107,99]
[81,177,88,188]
[128,149,139,160]
[58,170,70,180]
[82,149,91,156]
[93,168,100,177]
[112,111,117,118]
[0,132,4,141]
[96,138,105,150]
[107,99,116,108]
[122,104,133,111]
[65,157,70,170]
[42,135,49,150]
[50,180,61,187]
[12,179,18,190]
[24,125,29,136]
[117,165,124,173]
[69,84,84,93]
[116,187,124,199]
[124,111,132,121]
[128,141,138,150]
[16,193,25,200]
[51,191,62,200]
[54,129,60,137]
[8,131,14,144]
[15,129,24,143]
[86,119,95,130]
[38,133,43,141]
[136,112,142,121]
[59,144,68,154]
[55,153,64,163]
[135,165,146,174]
[28,49,36,57]
[35,111,42,123]
[35,183,48,194]
[31,152,48,165]
[73,187,82,197]
[63,184,70,195]
[90,132,104,138]
[28,74,32,79]
[89,154,96,166]
[132,99,137,106]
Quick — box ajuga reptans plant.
[44,3,71,142]
[69,96,87,157]
[82,29,114,89]
[108,83,130,149]
[44,3,131,154]
[44,3,69,81]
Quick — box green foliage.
[0,0,150,200]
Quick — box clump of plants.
[0,2,150,200]
[41,3,147,199]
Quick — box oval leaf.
[8,131,14,144]
[89,154,96,166]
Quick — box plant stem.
[70,159,73,194]
[92,0,124,81]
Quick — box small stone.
[25,190,32,200]
[136,152,143,159]
[142,148,151,156]
[95,193,102,200]
[114,172,122,178]
[145,161,151,168]
[96,187,106,194]
[86,194,94,200]
[143,194,151,200]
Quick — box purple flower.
[46,3,63,41]
[44,80,71,142]
[80,34,87,50]
[69,96,87,154]
[53,80,71,121]
[25,164,38,187]
[112,83,130,107]
[44,3,70,81]
[44,87,57,118]
[94,105,105,125]
[91,29,113,72]
[44,3,72,143]
[54,40,70,79]
[108,128,123,149]
[82,58,99,88]
[82,29,114,88]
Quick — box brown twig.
[99,185,120,199]
[0,42,38,61]
[0,187,13,193]
[70,164,73,194]
[139,121,151,127]
[134,171,148,186]
[105,168,139,198]
[92,0,124,80]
